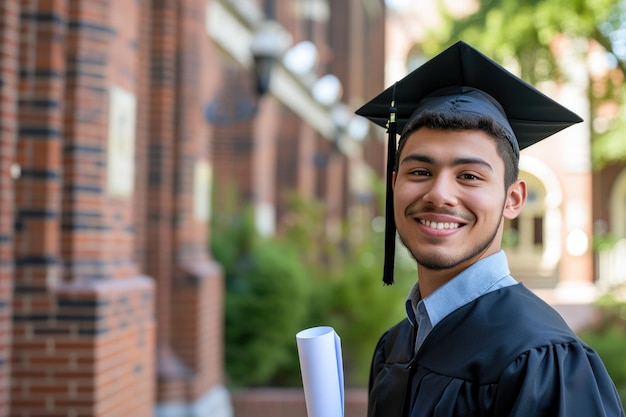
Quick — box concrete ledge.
[231,387,367,417]
[156,385,233,417]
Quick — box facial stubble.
[398,200,507,272]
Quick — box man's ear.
[504,179,527,219]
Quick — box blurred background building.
[0,0,624,416]
[0,0,385,416]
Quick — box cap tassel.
[383,83,398,286]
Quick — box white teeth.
[419,220,460,230]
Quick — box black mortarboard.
[355,41,583,285]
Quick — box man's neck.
[417,267,459,298]
[416,246,503,298]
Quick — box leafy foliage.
[578,294,626,405]
[429,0,626,166]
[319,238,415,386]
[431,0,621,82]
[592,91,626,167]
[212,190,416,388]
[212,207,312,387]
[280,192,416,386]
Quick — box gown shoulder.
[368,284,625,417]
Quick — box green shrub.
[579,294,626,407]
[320,242,416,387]
[212,190,417,388]
[278,192,417,386]
[212,208,312,387]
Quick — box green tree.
[427,0,626,165]
[429,0,624,79]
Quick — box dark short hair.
[394,111,519,189]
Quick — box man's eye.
[460,173,479,180]
[411,170,430,176]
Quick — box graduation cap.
[355,40,582,285]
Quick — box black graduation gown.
[368,284,625,417]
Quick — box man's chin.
[413,251,462,271]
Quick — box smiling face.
[392,127,526,285]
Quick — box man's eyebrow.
[400,153,493,171]
[400,154,434,166]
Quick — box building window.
[503,172,546,253]
[533,216,544,246]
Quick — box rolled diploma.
[296,326,344,417]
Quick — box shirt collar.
[405,250,516,327]
[405,283,421,326]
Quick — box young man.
[356,42,625,417]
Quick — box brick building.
[207,0,386,237]
[0,0,385,416]
[0,0,231,415]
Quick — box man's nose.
[422,175,458,207]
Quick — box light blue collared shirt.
[405,250,518,353]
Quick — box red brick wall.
[210,65,258,206]
[146,0,178,368]
[275,109,305,227]
[170,264,223,399]
[7,0,227,411]
[10,0,157,415]
[0,0,18,415]
[296,124,318,201]
[11,280,154,417]
[172,0,224,402]
[146,0,225,405]
[11,1,68,415]
[3,0,384,415]
[6,275,127,413]
[134,0,152,272]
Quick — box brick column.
[12,0,68,414]
[160,0,230,417]
[134,0,152,270]
[314,135,333,200]
[297,123,318,200]
[325,152,348,237]
[11,0,155,415]
[253,96,280,235]
[274,116,316,229]
[0,0,18,415]
[209,66,257,207]
[146,0,191,404]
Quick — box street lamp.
[312,74,343,106]
[250,21,292,96]
[283,40,318,76]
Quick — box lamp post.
[251,21,292,96]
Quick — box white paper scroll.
[296,326,344,417]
